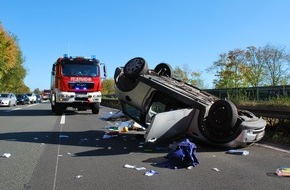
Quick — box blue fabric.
[158,138,199,169]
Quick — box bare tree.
[174,64,205,89]
[244,46,266,87]
[262,44,289,86]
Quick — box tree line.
[208,45,290,89]
[103,45,290,94]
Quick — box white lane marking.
[60,115,65,124]
[27,104,38,107]
[255,143,290,154]
[5,107,21,112]
[53,114,65,190]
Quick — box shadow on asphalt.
[0,130,225,157]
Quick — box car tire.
[200,99,241,143]
[114,67,139,92]
[208,99,238,129]
[124,57,148,79]
[154,63,174,77]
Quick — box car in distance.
[0,93,17,107]
[36,94,42,103]
[26,93,37,104]
[16,94,30,105]
[114,57,266,148]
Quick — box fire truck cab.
[50,54,106,115]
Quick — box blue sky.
[1,0,290,91]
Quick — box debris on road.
[1,153,11,158]
[59,135,69,138]
[144,170,159,176]
[75,175,83,179]
[213,168,220,172]
[100,111,126,121]
[124,164,135,169]
[158,138,199,169]
[124,164,147,171]
[276,166,290,177]
[226,149,249,156]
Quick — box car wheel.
[114,67,139,92]
[124,57,148,79]
[203,100,239,143]
[154,63,174,77]
[208,99,238,129]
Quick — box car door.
[144,108,196,142]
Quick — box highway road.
[0,103,290,190]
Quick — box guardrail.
[237,105,290,119]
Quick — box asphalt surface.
[0,102,290,190]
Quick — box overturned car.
[114,57,266,148]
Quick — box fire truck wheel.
[51,104,55,112]
[154,63,173,77]
[124,57,148,79]
[92,102,100,114]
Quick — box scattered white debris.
[226,149,249,156]
[75,175,83,179]
[135,167,146,171]
[187,166,194,170]
[144,170,159,176]
[2,153,11,158]
[59,135,69,138]
[124,164,135,169]
[213,168,220,172]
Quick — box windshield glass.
[0,94,9,98]
[62,63,99,77]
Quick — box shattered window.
[121,102,141,122]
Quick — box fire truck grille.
[68,82,94,90]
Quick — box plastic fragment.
[187,166,194,170]
[144,170,159,176]
[276,166,290,177]
[124,164,135,169]
[59,135,69,138]
[75,175,83,179]
[226,149,249,155]
[2,153,11,158]
[213,168,220,171]
[135,167,146,171]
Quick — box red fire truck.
[50,54,106,115]
[41,89,51,101]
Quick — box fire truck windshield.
[62,63,99,77]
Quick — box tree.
[261,44,289,86]
[0,22,28,92]
[244,46,266,87]
[102,78,115,95]
[209,49,249,89]
[33,88,41,94]
[173,64,204,89]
